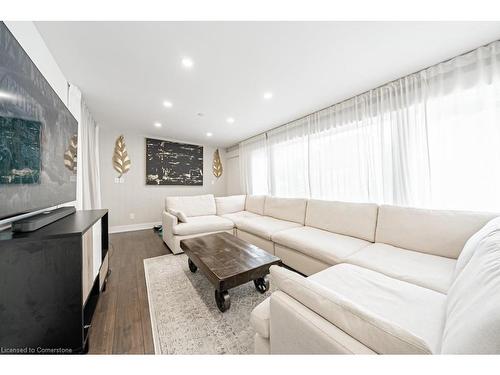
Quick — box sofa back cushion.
[165,194,216,217]
[440,231,500,354]
[245,195,266,215]
[215,195,246,215]
[375,205,496,258]
[264,196,307,224]
[305,200,378,242]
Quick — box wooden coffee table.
[180,232,281,312]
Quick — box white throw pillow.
[167,208,189,223]
[454,216,500,279]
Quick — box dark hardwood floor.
[88,229,171,354]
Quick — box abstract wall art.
[145,138,203,185]
[0,117,41,184]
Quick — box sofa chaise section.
[254,264,446,354]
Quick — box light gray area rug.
[144,254,275,354]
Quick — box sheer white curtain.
[239,134,269,195]
[80,100,102,210]
[69,85,102,210]
[424,42,500,211]
[239,41,500,212]
[308,75,431,207]
[267,120,310,197]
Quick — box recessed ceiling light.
[226,117,235,124]
[182,57,194,68]
[206,132,213,137]
[263,92,273,100]
[154,122,162,128]
[163,101,173,108]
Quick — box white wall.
[225,147,242,195]
[99,128,228,232]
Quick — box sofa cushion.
[271,264,446,354]
[237,216,302,240]
[221,211,261,226]
[215,195,246,215]
[441,231,500,354]
[264,196,307,224]
[305,200,378,242]
[272,226,370,266]
[454,216,500,279]
[375,205,495,259]
[250,297,270,338]
[245,195,266,215]
[346,243,456,294]
[172,215,234,236]
[165,194,216,217]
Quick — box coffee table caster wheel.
[188,258,197,273]
[215,290,230,312]
[254,276,269,294]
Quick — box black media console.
[0,209,109,354]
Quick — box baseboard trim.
[109,221,161,234]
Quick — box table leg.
[254,276,269,293]
[188,258,197,273]
[215,289,230,312]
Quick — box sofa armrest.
[163,210,178,225]
[162,210,178,239]
[269,290,375,354]
[250,297,270,338]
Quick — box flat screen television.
[0,22,78,220]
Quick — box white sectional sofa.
[161,193,500,354]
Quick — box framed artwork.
[145,137,203,185]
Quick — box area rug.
[144,253,275,354]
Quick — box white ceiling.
[36,21,500,147]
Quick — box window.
[239,41,500,212]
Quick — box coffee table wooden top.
[180,232,281,291]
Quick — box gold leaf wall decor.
[212,149,223,178]
[113,135,131,177]
[64,134,78,173]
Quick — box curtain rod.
[227,38,500,151]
